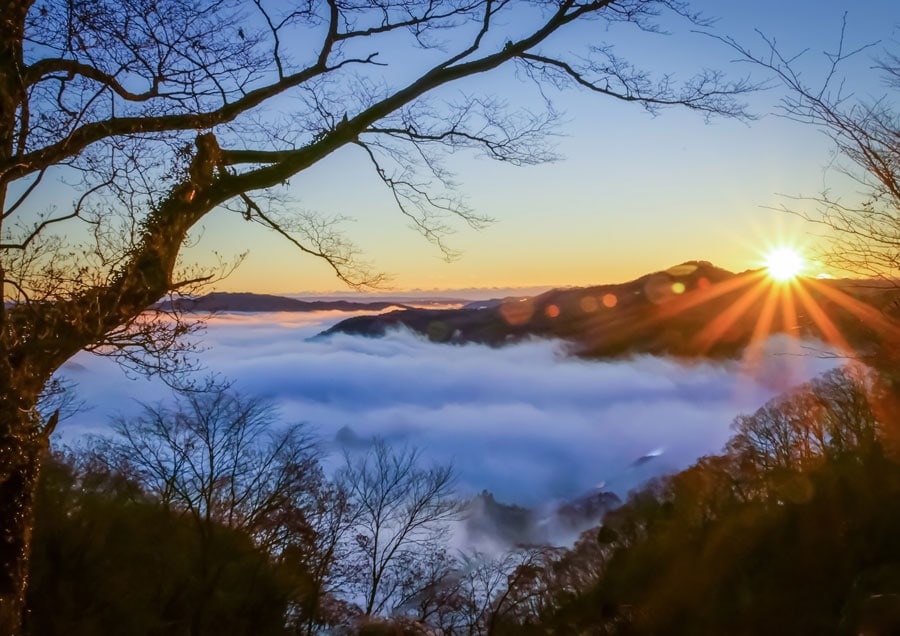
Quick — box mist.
[57,311,841,506]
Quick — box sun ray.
[792,279,852,351]
[779,280,799,336]
[742,280,781,372]
[693,277,771,354]
[656,270,767,321]
[579,270,767,348]
[806,279,900,343]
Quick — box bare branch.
[24,58,163,101]
[717,25,900,281]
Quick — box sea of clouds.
[56,311,842,507]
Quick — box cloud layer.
[58,311,841,506]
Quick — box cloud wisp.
[58,312,841,507]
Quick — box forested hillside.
[25,364,900,635]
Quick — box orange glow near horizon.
[741,282,782,371]
[693,277,771,355]
[602,261,900,377]
[792,279,852,351]
[807,279,900,343]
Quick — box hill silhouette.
[318,262,900,359]
[158,291,407,313]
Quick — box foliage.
[25,364,900,634]
[26,452,295,636]
[486,366,900,635]
[26,386,578,635]
[84,381,358,633]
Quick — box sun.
[765,247,805,281]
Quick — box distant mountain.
[157,292,407,313]
[318,261,900,359]
[287,286,555,303]
[463,489,621,549]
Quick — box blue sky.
[11,1,895,295]
[182,0,896,294]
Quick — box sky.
[56,312,842,507]
[177,0,898,294]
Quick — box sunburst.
[765,247,805,282]
[666,271,882,370]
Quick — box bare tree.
[727,366,881,496]
[92,379,348,631]
[718,23,899,282]
[97,380,317,543]
[286,477,357,635]
[372,546,560,635]
[0,0,755,629]
[338,439,458,618]
[449,548,559,636]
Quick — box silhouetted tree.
[91,380,342,632]
[97,380,320,545]
[26,451,295,636]
[0,0,756,628]
[728,366,880,488]
[284,477,356,635]
[498,365,900,635]
[388,547,556,635]
[338,440,458,618]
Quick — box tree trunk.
[0,4,34,631]
[0,393,45,636]
[0,134,210,633]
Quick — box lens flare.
[765,247,804,281]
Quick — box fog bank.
[57,311,841,505]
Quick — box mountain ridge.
[156,291,409,313]
[316,261,900,360]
